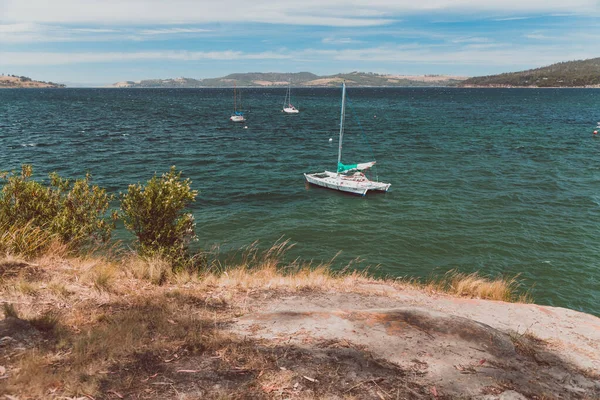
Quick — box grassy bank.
[0,241,532,398]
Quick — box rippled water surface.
[1,87,599,315]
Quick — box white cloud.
[3,39,599,69]
[0,23,212,43]
[451,36,492,44]
[524,30,600,42]
[0,1,394,27]
[70,28,120,33]
[0,23,39,33]
[138,28,212,35]
[2,0,597,26]
[493,17,532,21]
[524,33,555,40]
[296,42,600,67]
[322,37,363,45]
[0,50,291,65]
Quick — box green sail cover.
[337,161,376,173]
[337,162,358,173]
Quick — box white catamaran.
[230,83,245,122]
[282,83,299,114]
[304,82,391,196]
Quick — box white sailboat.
[304,82,391,196]
[282,83,299,114]
[230,83,245,122]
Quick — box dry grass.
[47,280,72,298]
[420,269,531,302]
[15,278,40,296]
[4,288,227,397]
[197,239,381,294]
[0,221,58,258]
[0,241,535,398]
[124,254,172,285]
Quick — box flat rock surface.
[234,284,600,398]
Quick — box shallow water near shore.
[1,87,599,315]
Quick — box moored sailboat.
[230,83,245,122]
[304,82,390,196]
[282,82,299,114]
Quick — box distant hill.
[112,72,467,88]
[0,74,65,89]
[460,58,600,88]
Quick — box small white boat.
[230,114,245,122]
[282,83,299,114]
[283,105,299,114]
[230,83,245,122]
[304,82,390,196]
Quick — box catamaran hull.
[304,172,391,196]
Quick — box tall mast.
[337,82,346,173]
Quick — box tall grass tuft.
[29,311,61,333]
[199,239,377,292]
[125,254,172,285]
[425,269,530,302]
[0,221,57,258]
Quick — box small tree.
[120,167,198,266]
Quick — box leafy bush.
[0,165,115,254]
[120,167,198,267]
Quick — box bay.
[1,87,599,315]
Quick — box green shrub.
[0,165,115,254]
[46,171,115,244]
[120,166,198,267]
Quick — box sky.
[1,0,599,86]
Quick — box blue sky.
[1,0,599,86]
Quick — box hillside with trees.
[460,57,600,88]
[112,71,466,88]
[0,74,65,88]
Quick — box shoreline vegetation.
[0,164,568,398]
[0,164,530,302]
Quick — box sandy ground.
[234,282,600,398]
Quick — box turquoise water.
[1,87,599,315]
